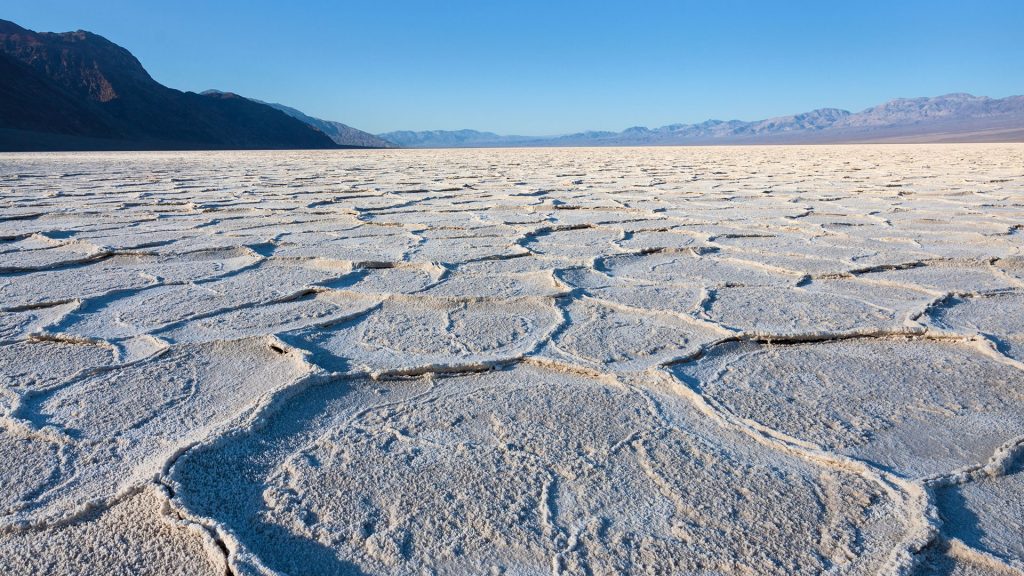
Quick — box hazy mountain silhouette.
[201,91,395,148]
[380,94,1024,148]
[376,129,535,148]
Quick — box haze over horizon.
[5,0,1024,135]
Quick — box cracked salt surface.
[1,144,1023,575]
[171,365,909,575]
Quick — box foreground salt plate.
[171,365,909,575]
[0,486,224,576]
[3,337,311,526]
[1,144,1023,575]
[671,338,1024,478]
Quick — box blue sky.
[6,1,1024,134]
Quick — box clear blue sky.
[6,1,1024,134]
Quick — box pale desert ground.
[0,145,1022,576]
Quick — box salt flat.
[0,145,1022,575]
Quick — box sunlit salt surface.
[1,145,1022,575]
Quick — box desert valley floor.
[1,145,1022,576]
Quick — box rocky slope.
[256,100,395,148]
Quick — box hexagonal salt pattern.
[1,145,1022,574]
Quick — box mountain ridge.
[380,93,1024,148]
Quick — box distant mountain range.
[1,18,1022,152]
[0,19,387,151]
[380,94,1024,148]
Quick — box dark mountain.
[0,19,336,151]
[0,50,113,138]
[381,94,1024,148]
